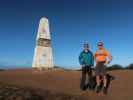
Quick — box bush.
[107,64,123,71]
[125,64,133,70]
[0,69,5,71]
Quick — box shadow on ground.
[0,82,86,100]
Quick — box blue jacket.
[79,50,94,66]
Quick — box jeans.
[80,65,93,90]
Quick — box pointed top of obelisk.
[40,17,48,22]
[36,17,51,40]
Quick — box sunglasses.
[98,45,103,46]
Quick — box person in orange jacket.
[94,41,112,94]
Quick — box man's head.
[97,41,104,49]
[83,43,89,52]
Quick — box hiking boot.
[87,83,92,91]
[95,85,101,93]
[103,87,107,95]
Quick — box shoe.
[87,83,92,90]
[96,85,101,93]
[103,87,107,95]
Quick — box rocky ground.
[0,82,86,100]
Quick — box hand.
[104,61,110,65]
[108,61,111,64]
[82,64,85,67]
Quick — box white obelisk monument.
[32,17,54,69]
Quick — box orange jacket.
[94,48,110,63]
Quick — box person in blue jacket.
[79,43,94,90]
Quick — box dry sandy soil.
[0,69,133,100]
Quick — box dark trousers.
[80,65,93,90]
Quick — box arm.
[90,52,94,66]
[94,52,97,63]
[108,54,112,63]
[79,52,83,65]
[105,51,112,64]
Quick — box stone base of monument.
[32,67,64,72]
[32,67,53,72]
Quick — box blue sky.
[0,0,133,69]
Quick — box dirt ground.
[0,69,133,100]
